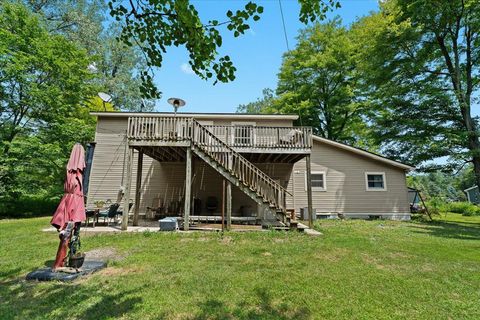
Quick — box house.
[85,112,414,230]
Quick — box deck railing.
[191,120,291,211]
[126,116,294,211]
[127,116,312,149]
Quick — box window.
[305,171,326,191]
[365,172,386,191]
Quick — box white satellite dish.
[98,92,112,103]
[98,92,113,111]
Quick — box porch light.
[167,97,186,116]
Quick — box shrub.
[425,197,447,215]
[0,195,60,219]
[446,201,480,216]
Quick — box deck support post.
[184,147,192,230]
[133,150,143,226]
[306,154,314,229]
[226,181,232,230]
[122,146,134,230]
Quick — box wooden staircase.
[190,120,291,225]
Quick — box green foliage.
[352,0,480,177]
[446,202,480,216]
[109,0,340,98]
[0,1,113,215]
[0,1,156,218]
[26,0,155,111]
[0,2,96,197]
[425,197,447,216]
[0,194,60,218]
[236,88,275,114]
[95,24,155,111]
[408,169,471,202]
[239,19,375,149]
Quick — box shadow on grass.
[0,268,22,280]
[410,219,480,240]
[0,278,142,319]
[191,288,310,320]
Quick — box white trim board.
[305,171,327,192]
[91,112,298,120]
[365,172,387,191]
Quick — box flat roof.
[90,111,299,120]
[313,135,415,171]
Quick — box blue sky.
[152,0,379,113]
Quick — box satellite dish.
[98,92,112,103]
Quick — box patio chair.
[280,129,303,146]
[206,196,218,213]
[97,203,120,225]
[117,201,133,217]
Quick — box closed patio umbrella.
[51,143,86,269]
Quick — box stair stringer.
[191,145,282,224]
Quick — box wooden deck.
[127,116,312,155]
[120,116,315,231]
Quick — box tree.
[353,0,480,189]
[26,0,155,111]
[108,0,341,98]
[0,2,95,196]
[263,20,372,147]
[237,88,276,114]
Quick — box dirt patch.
[361,253,388,270]
[85,248,124,262]
[97,266,145,277]
[389,251,411,259]
[220,236,233,245]
[316,247,350,262]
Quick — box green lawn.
[1,214,479,319]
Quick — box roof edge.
[312,135,415,171]
[90,111,299,120]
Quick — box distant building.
[464,186,480,204]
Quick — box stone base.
[26,260,106,282]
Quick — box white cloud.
[180,63,195,75]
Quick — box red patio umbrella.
[51,143,86,269]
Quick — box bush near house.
[424,198,480,217]
[446,202,480,216]
[0,195,59,219]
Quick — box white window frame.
[365,172,387,191]
[305,171,327,192]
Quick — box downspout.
[83,142,96,200]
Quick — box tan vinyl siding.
[289,141,410,216]
[88,115,409,219]
[87,116,293,215]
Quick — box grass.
[0,214,479,319]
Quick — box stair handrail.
[190,119,292,211]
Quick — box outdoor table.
[85,208,101,227]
